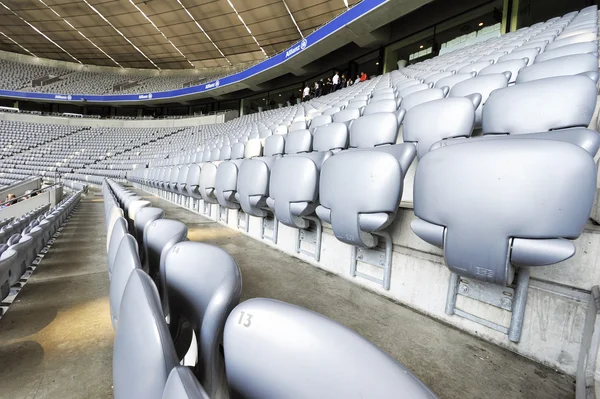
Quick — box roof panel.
[0,0,353,69]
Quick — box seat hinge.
[261,214,278,244]
[237,210,249,232]
[445,267,530,342]
[351,231,393,290]
[295,216,322,261]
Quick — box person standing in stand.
[314,81,321,97]
[332,71,340,92]
[360,71,368,82]
[325,77,332,94]
[302,84,311,102]
[340,74,347,89]
[354,74,361,85]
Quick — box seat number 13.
[238,311,253,327]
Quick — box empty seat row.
[103,179,437,398]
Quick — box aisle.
[0,195,113,399]
[133,188,576,399]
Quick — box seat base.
[260,214,278,244]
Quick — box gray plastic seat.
[163,242,242,398]
[186,164,202,200]
[434,73,474,90]
[457,60,493,75]
[516,53,599,83]
[236,135,285,217]
[113,269,179,399]
[400,88,447,113]
[449,73,509,126]
[267,129,337,229]
[215,142,250,209]
[162,367,210,399]
[534,41,598,63]
[546,32,598,50]
[309,115,332,132]
[315,113,416,249]
[223,298,437,399]
[403,95,480,159]
[0,247,16,300]
[482,75,597,134]
[497,48,539,66]
[478,59,527,83]
[108,217,128,279]
[199,147,225,206]
[177,165,190,196]
[411,138,596,286]
[133,207,164,252]
[143,218,187,284]
[109,234,140,329]
[8,235,35,284]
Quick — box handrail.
[0,182,62,208]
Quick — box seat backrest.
[263,135,285,157]
[534,41,598,63]
[403,96,479,159]
[143,219,187,282]
[109,234,140,329]
[284,130,312,154]
[349,113,399,148]
[108,217,129,277]
[412,138,596,286]
[478,59,527,83]
[400,88,446,113]
[164,242,242,398]
[448,72,508,113]
[309,115,332,131]
[515,53,599,83]
[113,269,179,399]
[313,123,348,152]
[482,75,597,134]
[223,298,437,399]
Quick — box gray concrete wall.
[0,190,49,219]
[0,178,41,200]
[0,111,224,128]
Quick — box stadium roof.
[0,0,359,69]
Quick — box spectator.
[354,74,361,84]
[360,72,368,82]
[332,71,340,92]
[314,81,321,97]
[302,84,311,101]
[5,193,16,206]
[347,78,353,87]
[324,77,333,94]
[340,74,347,89]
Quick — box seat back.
[113,269,179,399]
[164,242,242,397]
[109,234,140,329]
[143,219,187,283]
[223,298,437,399]
[412,138,596,286]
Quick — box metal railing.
[0,182,62,208]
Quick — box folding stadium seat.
[163,242,241,397]
[534,41,599,63]
[223,298,437,398]
[109,234,140,329]
[162,367,210,399]
[133,207,164,257]
[457,60,493,75]
[309,115,332,132]
[478,59,527,83]
[215,143,258,230]
[143,219,187,287]
[403,95,481,159]
[236,135,286,243]
[449,73,510,127]
[0,246,15,300]
[315,114,416,288]
[176,165,190,206]
[267,127,349,260]
[400,87,448,113]
[434,72,475,90]
[515,53,599,83]
[546,32,598,50]
[412,138,596,342]
[113,269,179,399]
[8,235,35,284]
[332,108,361,126]
[108,217,128,279]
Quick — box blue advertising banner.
[0,0,387,103]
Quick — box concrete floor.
[0,197,113,399]
[0,189,577,399]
